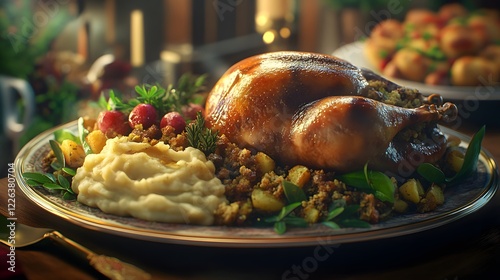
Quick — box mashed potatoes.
[71,137,227,225]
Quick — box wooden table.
[1,120,499,280]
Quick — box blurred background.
[1,0,499,177]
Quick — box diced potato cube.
[426,184,444,206]
[60,139,85,168]
[251,188,284,212]
[446,147,465,173]
[303,207,320,223]
[255,152,275,174]
[86,130,107,153]
[82,117,97,131]
[287,165,311,188]
[393,198,409,213]
[399,179,424,204]
[417,184,445,212]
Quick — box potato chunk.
[399,179,424,204]
[86,130,107,153]
[251,188,284,212]
[393,198,409,213]
[255,152,276,174]
[287,165,311,188]
[60,139,85,168]
[446,147,465,173]
[417,184,445,213]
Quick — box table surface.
[1,120,500,280]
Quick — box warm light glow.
[255,14,268,27]
[279,27,291,38]
[130,9,144,67]
[262,30,275,44]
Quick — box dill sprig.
[186,112,218,155]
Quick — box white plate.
[333,41,500,101]
[14,121,499,248]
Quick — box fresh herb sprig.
[263,181,308,234]
[21,120,93,200]
[322,199,371,230]
[186,112,218,155]
[23,171,76,200]
[263,181,371,234]
[417,126,485,185]
[336,164,396,203]
[98,73,207,117]
[23,138,77,200]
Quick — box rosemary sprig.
[186,112,218,155]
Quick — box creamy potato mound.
[71,137,227,225]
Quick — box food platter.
[14,120,498,248]
[332,41,500,101]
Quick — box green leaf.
[45,173,57,183]
[50,161,63,171]
[337,168,395,203]
[342,204,361,217]
[277,202,302,221]
[274,221,287,234]
[62,167,76,176]
[322,221,341,230]
[416,126,485,186]
[49,140,65,169]
[62,192,76,200]
[57,175,70,189]
[22,172,54,184]
[325,207,344,221]
[282,216,308,227]
[417,163,446,184]
[78,117,93,155]
[53,129,79,144]
[337,170,370,190]
[282,181,307,203]
[366,170,395,203]
[43,183,66,190]
[447,126,485,184]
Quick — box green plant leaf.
[57,175,70,189]
[78,117,93,155]
[282,216,308,227]
[322,221,341,229]
[325,207,344,221]
[447,126,485,184]
[53,129,80,144]
[22,172,54,185]
[417,163,446,184]
[49,140,65,169]
[43,183,66,190]
[417,126,485,185]
[366,170,395,203]
[282,181,307,203]
[277,202,302,221]
[337,168,395,203]
[62,192,76,200]
[274,221,287,234]
[62,167,76,176]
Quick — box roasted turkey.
[205,52,457,176]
